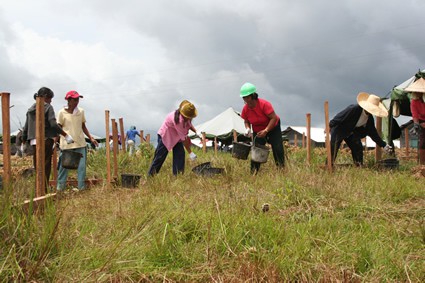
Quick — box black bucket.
[61,150,83,169]
[377,158,399,170]
[192,162,224,177]
[121,173,141,188]
[232,142,251,160]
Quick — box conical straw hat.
[404,77,425,93]
[357,92,388,118]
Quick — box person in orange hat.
[148,100,200,176]
[329,92,393,166]
[56,90,98,191]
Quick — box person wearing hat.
[125,125,140,155]
[405,77,425,164]
[240,82,285,174]
[148,100,199,176]
[22,87,72,191]
[329,92,393,166]
[56,90,99,191]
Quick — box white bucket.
[251,142,270,163]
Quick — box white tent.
[189,107,246,141]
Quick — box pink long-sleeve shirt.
[158,111,193,151]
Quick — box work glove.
[65,134,74,144]
[244,128,252,137]
[384,144,394,154]
[189,152,197,161]
[409,123,420,136]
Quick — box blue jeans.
[148,135,185,176]
[57,147,87,190]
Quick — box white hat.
[357,92,388,118]
[404,78,425,93]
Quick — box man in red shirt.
[240,82,284,174]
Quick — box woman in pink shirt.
[240,82,285,174]
[148,101,198,176]
[406,78,425,164]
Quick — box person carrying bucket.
[22,87,73,192]
[240,82,285,174]
[148,100,200,176]
[56,90,99,191]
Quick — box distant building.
[399,120,418,148]
[282,126,325,148]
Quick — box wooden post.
[214,137,218,156]
[105,110,111,185]
[35,96,46,197]
[119,118,126,153]
[1,92,11,190]
[145,134,150,144]
[375,117,382,162]
[202,132,206,153]
[302,133,305,148]
[324,101,332,172]
[294,134,298,147]
[140,130,144,143]
[111,119,119,180]
[306,113,311,164]
[404,128,409,156]
[233,130,237,142]
[52,146,58,188]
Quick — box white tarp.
[285,126,326,143]
[189,107,246,137]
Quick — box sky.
[1,0,424,138]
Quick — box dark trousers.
[251,120,285,174]
[32,138,54,192]
[148,135,185,176]
[330,130,364,165]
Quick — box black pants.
[148,135,185,176]
[32,138,54,192]
[330,130,364,165]
[251,120,284,174]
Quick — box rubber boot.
[419,149,425,165]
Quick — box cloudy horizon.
[1,0,424,137]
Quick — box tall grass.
[0,146,424,282]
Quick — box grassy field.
[0,145,424,282]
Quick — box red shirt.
[241,98,279,133]
[410,98,425,121]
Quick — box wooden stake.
[324,101,332,172]
[52,146,58,188]
[404,128,409,156]
[104,110,111,185]
[119,118,126,153]
[145,134,150,144]
[233,130,237,142]
[140,130,144,143]
[306,113,311,165]
[202,132,206,153]
[302,132,305,148]
[1,93,11,190]
[111,119,119,179]
[294,134,298,147]
[35,96,46,197]
[214,137,218,157]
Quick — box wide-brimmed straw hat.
[357,92,388,118]
[404,78,425,93]
[179,101,197,119]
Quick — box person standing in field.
[22,87,73,191]
[125,125,140,155]
[329,92,393,166]
[148,100,199,176]
[56,90,98,191]
[240,82,285,174]
[405,77,425,164]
